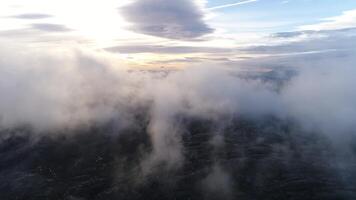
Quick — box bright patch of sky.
[0,0,356,67]
[208,0,356,33]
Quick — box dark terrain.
[1,114,356,200]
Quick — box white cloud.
[2,31,356,171]
[300,9,356,31]
[208,0,259,11]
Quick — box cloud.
[0,46,135,131]
[244,28,356,55]
[31,23,72,32]
[11,13,52,19]
[300,9,356,31]
[148,57,232,65]
[234,30,356,137]
[2,2,356,198]
[119,0,213,40]
[281,0,290,4]
[282,57,356,135]
[1,28,356,175]
[208,0,259,11]
[271,31,307,38]
[201,164,233,199]
[0,43,279,172]
[105,45,231,54]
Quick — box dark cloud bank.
[120,0,213,40]
[1,41,356,200]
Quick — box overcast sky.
[1,0,356,67]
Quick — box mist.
[1,44,356,199]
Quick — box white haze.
[0,43,356,173]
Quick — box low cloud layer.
[31,23,72,32]
[106,44,230,54]
[1,41,356,164]
[11,13,53,19]
[120,0,213,40]
[1,37,356,198]
[245,28,356,56]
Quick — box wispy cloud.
[11,13,52,20]
[244,28,356,56]
[208,0,259,11]
[300,9,356,31]
[281,0,290,4]
[105,44,231,54]
[31,23,72,32]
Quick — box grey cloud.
[120,0,214,40]
[281,54,356,136]
[201,164,233,199]
[271,31,306,38]
[246,28,356,55]
[106,45,230,54]
[271,28,356,39]
[11,13,52,19]
[148,57,232,65]
[107,28,356,57]
[31,23,72,32]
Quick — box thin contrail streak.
[208,0,259,11]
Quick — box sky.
[0,0,356,68]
